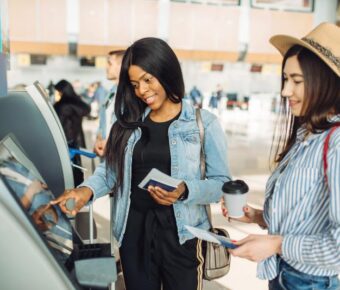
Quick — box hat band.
[302,37,340,71]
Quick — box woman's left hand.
[148,182,186,206]
[229,234,283,262]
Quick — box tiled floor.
[82,107,277,290]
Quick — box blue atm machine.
[0,82,117,289]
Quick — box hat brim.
[270,35,340,77]
[270,35,306,57]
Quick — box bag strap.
[323,124,340,187]
[196,109,206,179]
[110,196,114,255]
[195,109,213,226]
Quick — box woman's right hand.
[221,199,262,224]
[50,187,93,216]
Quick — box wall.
[8,0,68,55]
[8,0,314,61]
[7,0,312,102]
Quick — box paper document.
[185,225,237,249]
[138,168,182,192]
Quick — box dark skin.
[148,182,187,206]
[51,182,186,216]
[50,187,93,216]
[52,65,187,214]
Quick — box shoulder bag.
[195,109,231,281]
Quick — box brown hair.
[108,49,125,59]
[272,45,340,164]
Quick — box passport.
[138,168,182,192]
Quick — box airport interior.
[0,0,339,289]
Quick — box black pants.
[120,207,204,290]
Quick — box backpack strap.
[323,124,340,186]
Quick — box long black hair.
[105,37,185,195]
[271,45,340,164]
[54,80,79,99]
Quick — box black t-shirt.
[130,112,180,212]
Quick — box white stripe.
[259,120,340,279]
[196,239,204,290]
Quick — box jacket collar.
[178,101,196,121]
[142,100,196,122]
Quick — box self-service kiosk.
[0,83,117,289]
[0,82,73,196]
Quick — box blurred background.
[3,0,339,97]
[1,0,339,289]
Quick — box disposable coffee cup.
[222,180,249,218]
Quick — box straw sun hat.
[270,22,340,77]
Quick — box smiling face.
[128,65,172,112]
[282,55,305,117]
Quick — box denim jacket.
[81,101,231,245]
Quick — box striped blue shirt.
[257,115,340,280]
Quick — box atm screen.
[0,135,75,263]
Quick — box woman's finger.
[50,188,92,216]
[222,207,228,217]
[228,245,247,258]
[150,186,176,201]
[58,199,73,215]
[148,186,164,199]
[154,186,169,197]
[50,189,72,205]
[148,185,182,205]
[221,198,230,219]
[232,235,252,246]
[150,194,172,205]
[148,187,172,205]
[50,195,65,205]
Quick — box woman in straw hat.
[222,22,340,289]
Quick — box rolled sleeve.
[184,179,224,204]
[183,115,231,205]
[282,235,306,263]
[79,161,116,200]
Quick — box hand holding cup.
[222,180,249,219]
[222,201,258,223]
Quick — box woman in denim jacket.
[53,37,230,290]
[222,23,340,290]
